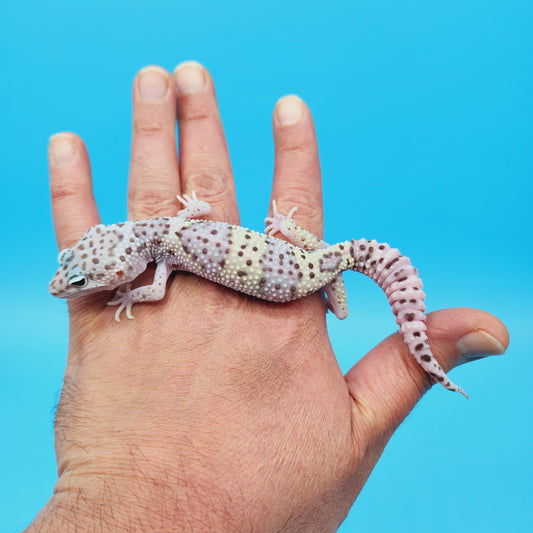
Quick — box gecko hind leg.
[265,201,349,319]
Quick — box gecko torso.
[49,192,467,397]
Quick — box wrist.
[25,469,246,533]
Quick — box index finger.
[49,133,100,251]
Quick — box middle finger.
[128,66,180,220]
[173,61,238,224]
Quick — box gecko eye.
[58,249,73,265]
[68,274,88,288]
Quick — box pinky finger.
[49,133,100,251]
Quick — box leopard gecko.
[49,191,467,397]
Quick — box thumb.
[345,307,509,437]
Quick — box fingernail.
[174,61,206,95]
[139,67,169,101]
[275,95,304,126]
[49,134,75,165]
[457,331,506,361]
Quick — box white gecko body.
[49,193,467,397]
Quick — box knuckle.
[178,106,212,124]
[275,188,322,231]
[277,135,315,157]
[50,180,87,205]
[185,167,232,199]
[132,116,167,136]
[128,188,177,219]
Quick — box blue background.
[1,1,531,531]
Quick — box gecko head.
[48,223,142,299]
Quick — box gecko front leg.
[107,258,174,321]
[265,201,349,319]
[176,190,212,219]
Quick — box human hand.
[30,61,509,532]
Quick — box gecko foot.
[107,284,135,322]
[176,190,211,219]
[264,200,298,236]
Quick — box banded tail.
[348,238,467,398]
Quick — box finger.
[128,66,180,220]
[173,61,237,224]
[346,308,509,439]
[270,95,323,238]
[49,132,100,251]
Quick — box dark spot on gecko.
[246,260,252,266]
[298,272,303,279]
[415,343,424,351]
[202,248,208,254]
[397,277,408,283]
[237,271,246,276]
[421,354,432,362]
[125,247,132,254]
[219,259,226,267]
[405,313,415,321]
[238,251,244,257]
[92,258,99,264]
[359,245,366,251]
[275,283,280,289]
[278,268,283,274]
[413,332,421,337]
[308,263,314,269]
[386,257,400,269]
[210,229,218,235]
[175,231,182,237]
[245,234,251,239]
[309,272,315,279]
[253,246,258,251]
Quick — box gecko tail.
[349,238,468,398]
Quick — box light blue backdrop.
[1,1,531,531]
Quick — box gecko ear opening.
[58,249,73,265]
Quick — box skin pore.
[27,61,509,532]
